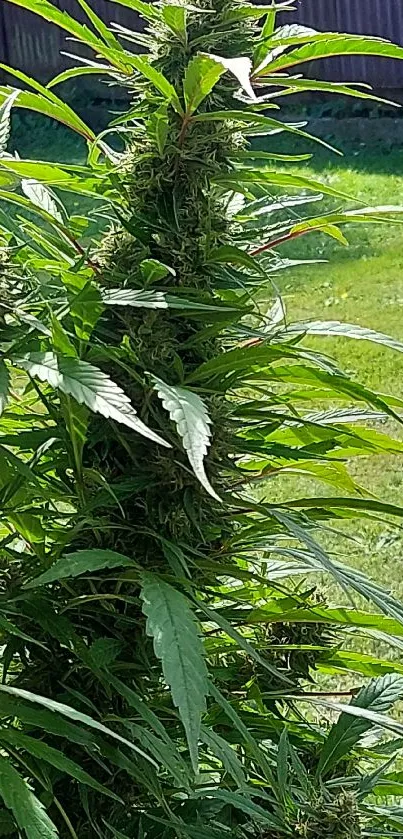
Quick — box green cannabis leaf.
[141,574,210,771]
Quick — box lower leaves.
[140,575,210,773]
[0,758,58,839]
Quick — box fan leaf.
[260,34,403,75]
[0,91,19,155]
[0,728,120,801]
[21,179,64,223]
[318,674,403,778]
[284,319,403,354]
[0,755,58,839]
[183,54,225,113]
[129,55,183,114]
[203,53,256,99]
[0,684,156,766]
[140,574,210,772]
[152,375,220,501]
[13,353,169,448]
[24,548,137,589]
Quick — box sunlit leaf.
[0,90,19,155]
[260,34,403,76]
[183,54,225,113]
[107,0,159,21]
[206,53,256,99]
[14,353,169,447]
[152,375,220,501]
[283,319,403,354]
[21,180,65,223]
[129,56,183,114]
[318,674,403,777]
[163,5,187,41]
[2,0,130,70]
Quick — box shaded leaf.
[207,244,265,275]
[0,362,9,417]
[0,684,156,765]
[0,810,15,837]
[0,728,120,800]
[208,683,275,781]
[140,574,210,772]
[193,788,285,830]
[140,258,175,282]
[215,169,356,201]
[0,756,58,839]
[24,548,136,589]
[197,600,291,683]
[0,613,47,648]
[192,109,341,153]
[201,726,247,788]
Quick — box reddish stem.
[64,230,101,275]
[178,113,191,148]
[251,226,319,257]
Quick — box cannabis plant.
[2,1,403,837]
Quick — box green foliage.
[0,757,58,839]
[317,674,403,777]
[152,375,220,500]
[24,549,137,588]
[140,574,210,772]
[1,1,403,837]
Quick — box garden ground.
[262,129,403,604]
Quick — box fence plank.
[1,0,403,89]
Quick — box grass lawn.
[258,134,403,603]
[9,112,403,604]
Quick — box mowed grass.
[10,112,403,603]
[257,136,403,602]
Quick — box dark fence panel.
[0,0,142,83]
[1,0,403,89]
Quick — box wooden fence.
[0,0,143,84]
[1,0,403,89]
